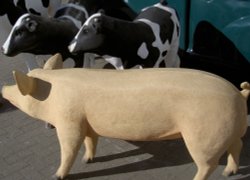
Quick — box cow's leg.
[222,138,242,176]
[104,56,124,70]
[25,55,39,71]
[74,59,84,68]
[69,53,84,68]
[83,53,93,68]
[55,123,85,179]
[83,126,99,163]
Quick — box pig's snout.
[1,86,7,98]
[2,86,12,103]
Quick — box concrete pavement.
[1,15,250,179]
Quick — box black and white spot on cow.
[16,0,39,15]
[0,0,61,26]
[14,0,61,16]
[137,42,149,59]
[135,3,180,67]
[54,3,89,29]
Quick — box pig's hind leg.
[83,126,99,163]
[55,123,86,179]
[222,138,242,176]
[182,134,223,180]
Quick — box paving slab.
[1,15,250,179]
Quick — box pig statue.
[2,53,250,180]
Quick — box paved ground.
[1,54,250,180]
[1,16,250,180]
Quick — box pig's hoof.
[222,164,238,177]
[82,157,94,164]
[222,170,231,177]
[52,174,66,180]
[86,159,94,164]
[52,174,61,180]
[222,168,236,177]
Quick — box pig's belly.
[85,89,182,141]
[91,120,181,141]
[86,106,181,141]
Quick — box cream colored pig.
[2,54,250,180]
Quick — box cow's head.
[68,12,105,53]
[1,13,45,56]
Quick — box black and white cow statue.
[0,0,61,25]
[1,0,137,67]
[0,0,25,26]
[0,0,62,70]
[14,0,62,16]
[69,0,180,69]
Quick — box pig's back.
[30,68,240,98]
[70,68,237,94]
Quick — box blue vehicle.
[127,0,250,89]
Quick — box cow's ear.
[43,53,63,70]
[25,19,38,32]
[160,0,168,5]
[92,16,102,33]
[98,9,105,14]
[13,71,36,95]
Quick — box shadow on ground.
[67,139,191,179]
[67,127,250,180]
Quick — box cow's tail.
[240,82,250,100]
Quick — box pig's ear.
[43,53,63,70]
[13,71,36,96]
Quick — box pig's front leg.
[83,126,99,163]
[54,123,86,179]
